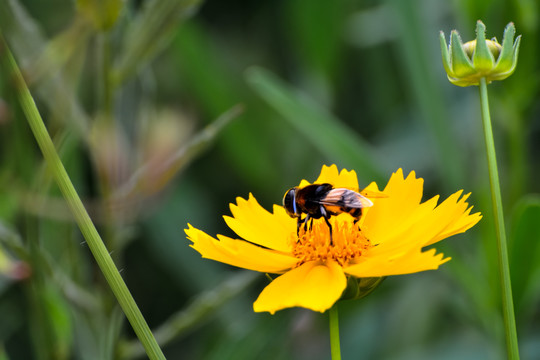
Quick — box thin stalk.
[478,77,519,359]
[0,35,165,359]
[329,306,342,360]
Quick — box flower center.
[290,218,372,267]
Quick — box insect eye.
[283,188,298,217]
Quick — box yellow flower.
[185,165,481,314]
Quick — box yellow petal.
[367,198,455,258]
[362,170,481,252]
[253,260,347,314]
[186,224,298,273]
[423,192,482,246]
[315,164,360,189]
[224,194,295,252]
[370,191,480,256]
[362,169,428,244]
[298,164,360,189]
[345,248,450,277]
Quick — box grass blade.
[246,67,386,184]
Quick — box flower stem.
[478,77,519,359]
[0,35,165,360]
[329,306,342,360]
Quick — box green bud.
[440,21,521,87]
[340,276,386,301]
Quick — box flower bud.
[340,276,385,301]
[440,21,521,86]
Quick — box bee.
[282,183,375,239]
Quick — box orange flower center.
[290,219,372,267]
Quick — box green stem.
[0,35,165,360]
[478,77,519,359]
[329,306,342,360]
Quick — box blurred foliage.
[0,0,539,359]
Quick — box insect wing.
[317,188,373,208]
[359,189,388,199]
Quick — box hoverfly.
[282,183,376,240]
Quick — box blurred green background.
[0,0,539,359]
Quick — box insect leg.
[352,208,363,227]
[319,206,333,243]
[303,214,311,232]
[323,216,333,243]
[353,215,364,230]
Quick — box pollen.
[290,219,372,267]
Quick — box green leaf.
[43,285,73,359]
[245,67,386,185]
[171,22,284,189]
[0,344,8,360]
[284,0,344,76]
[0,0,91,137]
[113,0,202,85]
[114,105,242,198]
[509,195,540,314]
[118,271,258,359]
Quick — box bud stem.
[478,77,520,359]
[0,34,166,360]
[329,305,342,360]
